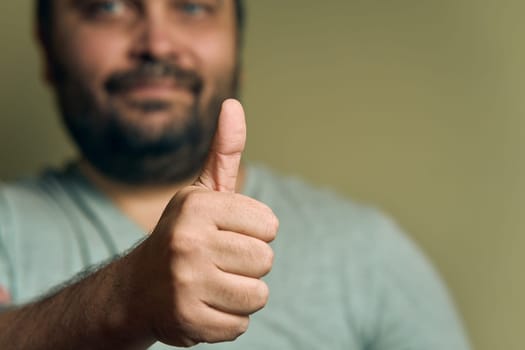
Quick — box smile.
[117,80,194,100]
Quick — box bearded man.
[0,1,470,349]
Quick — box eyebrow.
[69,0,226,7]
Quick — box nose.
[132,8,181,62]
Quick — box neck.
[78,160,246,233]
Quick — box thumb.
[195,99,246,192]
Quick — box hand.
[0,285,10,305]
[129,99,279,347]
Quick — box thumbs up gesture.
[130,99,279,347]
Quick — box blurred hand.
[0,286,10,305]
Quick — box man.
[0,0,470,349]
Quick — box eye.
[182,3,205,15]
[83,0,128,18]
[99,1,124,14]
[176,1,215,17]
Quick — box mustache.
[105,60,203,95]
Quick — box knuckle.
[205,317,249,343]
[259,281,270,303]
[223,193,236,212]
[259,245,275,275]
[174,304,199,332]
[176,307,193,325]
[226,317,250,340]
[252,280,270,309]
[179,190,206,214]
[172,264,195,289]
[264,211,279,241]
[236,317,250,336]
[270,214,280,236]
[170,230,199,256]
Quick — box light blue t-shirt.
[0,163,470,349]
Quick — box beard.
[52,58,239,185]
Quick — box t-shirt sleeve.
[0,186,15,304]
[365,213,471,350]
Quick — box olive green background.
[1,1,523,349]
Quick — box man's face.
[45,0,240,184]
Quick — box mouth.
[118,79,194,100]
[105,62,203,98]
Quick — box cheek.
[57,28,130,92]
[196,32,237,90]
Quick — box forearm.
[0,255,154,350]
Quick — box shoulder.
[244,164,442,286]
[0,168,88,302]
[1,169,67,201]
[244,163,420,298]
[244,163,404,250]
[245,164,470,348]
[0,168,77,229]
[0,165,114,253]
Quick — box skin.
[44,0,242,231]
[0,0,278,348]
[49,0,238,144]
[43,0,243,224]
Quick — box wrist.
[92,251,155,348]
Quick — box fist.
[132,99,279,347]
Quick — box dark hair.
[36,0,246,46]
